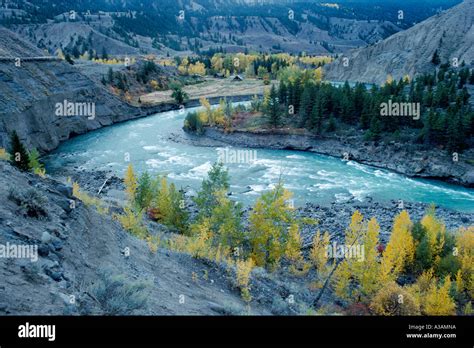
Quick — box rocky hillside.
[324,0,474,84]
[8,13,401,56]
[195,15,400,54]
[14,22,142,57]
[0,27,147,153]
[2,0,410,56]
[0,160,273,315]
[2,158,472,316]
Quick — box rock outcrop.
[0,27,150,153]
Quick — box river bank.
[57,167,474,250]
[178,127,474,188]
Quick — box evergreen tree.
[311,100,323,134]
[64,53,74,65]
[208,190,244,250]
[166,182,188,233]
[469,69,474,85]
[359,103,371,129]
[446,111,464,152]
[326,114,337,132]
[365,115,382,141]
[278,81,288,106]
[299,85,314,127]
[135,171,154,210]
[9,131,30,171]
[265,84,280,127]
[194,162,230,218]
[28,148,45,176]
[101,46,108,60]
[421,110,435,145]
[171,85,188,105]
[431,50,441,66]
[107,67,114,84]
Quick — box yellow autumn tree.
[423,276,456,315]
[249,183,294,270]
[0,147,8,160]
[199,97,213,126]
[188,218,213,259]
[72,181,108,214]
[380,210,415,283]
[464,302,473,315]
[150,80,159,90]
[236,258,254,302]
[211,54,223,72]
[310,230,330,276]
[345,211,366,284]
[56,48,65,59]
[178,58,189,75]
[333,211,366,300]
[359,217,382,298]
[314,67,323,81]
[213,99,226,127]
[188,62,206,76]
[346,210,365,245]
[115,206,148,238]
[455,226,474,298]
[124,164,138,202]
[407,268,435,306]
[421,211,446,267]
[333,260,351,300]
[455,269,464,294]
[285,223,309,275]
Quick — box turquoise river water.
[44,104,474,213]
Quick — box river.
[44,104,474,213]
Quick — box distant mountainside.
[0,26,44,57]
[0,0,460,55]
[324,0,474,84]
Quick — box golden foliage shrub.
[370,282,420,316]
[72,182,109,215]
[236,258,254,302]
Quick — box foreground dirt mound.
[0,161,269,315]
